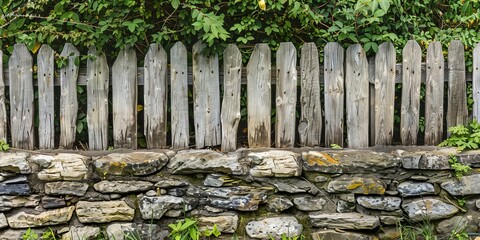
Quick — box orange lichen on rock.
[305,152,340,166]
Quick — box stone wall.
[0,147,478,239]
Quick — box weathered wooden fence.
[0,40,477,151]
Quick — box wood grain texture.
[368,57,376,146]
[9,44,34,149]
[192,41,221,148]
[170,42,189,149]
[299,42,322,147]
[447,40,468,130]
[87,47,109,150]
[59,43,79,149]
[345,44,369,148]
[400,40,422,145]
[37,45,55,149]
[275,42,297,148]
[374,42,396,145]
[425,41,444,145]
[247,44,271,148]
[221,44,242,151]
[473,43,480,121]
[0,51,6,142]
[324,42,344,147]
[112,47,137,149]
[144,44,168,149]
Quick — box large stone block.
[94,180,153,193]
[311,230,377,240]
[138,196,187,220]
[0,152,30,174]
[94,151,172,176]
[61,226,100,240]
[44,182,89,196]
[246,216,303,239]
[327,177,386,195]
[397,181,436,197]
[356,196,401,211]
[402,198,458,221]
[309,212,380,230]
[34,154,89,181]
[167,150,246,175]
[0,195,40,212]
[7,206,75,228]
[441,174,480,196]
[187,186,267,211]
[198,213,239,233]
[245,150,301,177]
[76,201,134,223]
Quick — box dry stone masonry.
[0,147,478,239]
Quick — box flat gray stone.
[198,214,239,234]
[167,150,246,175]
[0,229,45,240]
[337,200,355,213]
[34,154,89,181]
[61,226,100,240]
[266,196,293,213]
[402,154,451,170]
[0,152,30,174]
[311,230,376,240]
[402,198,458,221]
[42,196,66,209]
[45,181,88,196]
[397,181,436,197]
[76,201,134,223]
[154,178,189,188]
[245,150,301,177]
[327,177,386,195]
[94,180,153,193]
[246,216,303,239]
[94,151,171,176]
[356,196,402,211]
[187,186,267,211]
[441,174,480,196]
[293,196,326,211]
[0,214,7,229]
[7,206,75,228]
[0,183,30,196]
[309,212,380,230]
[0,195,40,211]
[138,196,189,220]
[256,178,319,194]
[106,223,167,240]
[203,174,241,187]
[379,216,403,225]
[436,215,476,235]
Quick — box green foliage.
[22,228,56,240]
[0,139,9,151]
[168,218,200,240]
[330,143,342,149]
[448,155,472,179]
[270,234,305,240]
[439,120,480,151]
[397,220,437,240]
[202,224,221,238]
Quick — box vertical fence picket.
[0,51,7,142]
[324,42,344,147]
[247,44,271,148]
[345,44,369,148]
[192,41,221,148]
[9,44,34,149]
[374,42,396,145]
[275,42,297,148]
[112,47,137,149]
[144,44,168,149]
[474,44,480,121]
[170,42,189,149]
[221,44,242,152]
[400,40,422,145]
[59,43,79,149]
[425,41,444,145]
[87,47,109,150]
[447,40,468,130]
[299,42,322,147]
[38,45,55,149]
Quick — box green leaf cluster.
[0,139,9,151]
[439,119,480,151]
[448,155,472,179]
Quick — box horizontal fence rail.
[0,40,478,150]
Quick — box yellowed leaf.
[258,0,266,10]
[32,42,41,54]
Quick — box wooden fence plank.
[275,42,297,148]
[112,47,137,149]
[299,42,322,147]
[0,51,7,142]
[144,44,168,149]
[324,42,344,147]
[170,42,189,149]
[425,41,444,145]
[368,57,376,146]
[375,42,396,145]
[247,44,271,148]
[37,44,55,149]
[473,43,480,121]
[221,44,242,151]
[447,40,468,130]
[400,40,422,145]
[87,47,109,150]
[9,43,34,149]
[59,43,79,149]
[345,44,369,148]
[192,41,221,148]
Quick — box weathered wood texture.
[374,42,396,145]
[345,44,369,148]
[473,43,480,121]
[9,44,34,149]
[424,41,444,145]
[112,47,137,149]
[37,45,55,149]
[59,43,79,149]
[400,40,422,145]
[247,44,271,148]
[192,41,221,148]
[447,40,468,130]
[221,44,242,151]
[87,47,109,150]
[170,42,189,149]
[275,42,297,148]
[299,42,322,147]
[324,42,344,147]
[0,51,6,142]
[144,44,168,149]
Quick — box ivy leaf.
[171,0,180,9]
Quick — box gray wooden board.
[374,42,396,145]
[59,43,79,149]
[112,47,137,149]
[0,51,7,142]
[299,42,322,147]
[345,44,369,148]
[447,40,468,130]
[87,47,109,150]
[368,57,376,146]
[400,40,422,145]
[424,41,444,145]
[9,44,34,149]
[144,44,168,149]
[473,43,480,121]
[275,42,297,148]
[170,42,189,149]
[221,44,242,151]
[324,42,344,147]
[37,44,55,149]
[247,44,271,148]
